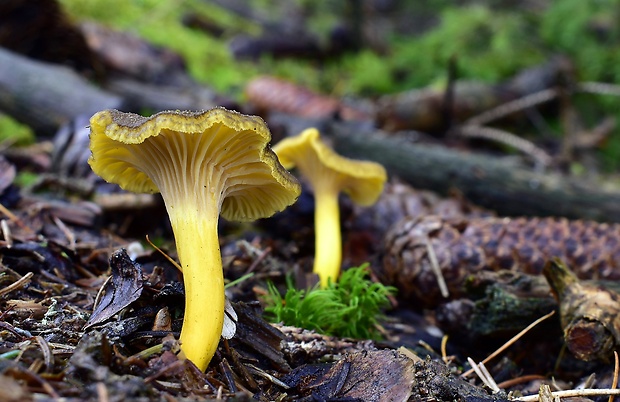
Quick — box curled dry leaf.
[85,249,144,330]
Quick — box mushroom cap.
[89,107,300,221]
[273,128,387,206]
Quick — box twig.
[458,125,553,167]
[441,335,449,364]
[1,219,11,247]
[5,366,60,399]
[462,311,555,378]
[467,358,500,393]
[144,360,186,384]
[52,216,76,250]
[465,88,558,126]
[0,201,32,233]
[515,388,620,401]
[146,235,182,272]
[578,82,620,97]
[245,364,290,389]
[496,374,547,390]
[0,272,34,298]
[479,361,500,393]
[220,358,238,394]
[610,350,619,402]
[0,322,31,340]
[34,336,54,372]
[48,342,75,353]
[91,274,112,315]
[424,236,449,298]
[97,381,109,402]
[538,384,559,402]
[246,246,272,273]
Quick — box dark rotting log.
[327,121,620,222]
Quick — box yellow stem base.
[312,190,341,288]
[170,211,224,371]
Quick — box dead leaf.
[84,249,143,329]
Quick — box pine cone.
[381,215,620,307]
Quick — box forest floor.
[3,1,620,401]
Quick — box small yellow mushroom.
[273,128,387,287]
[88,108,300,370]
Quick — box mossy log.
[0,48,122,136]
[436,270,560,340]
[436,269,620,339]
[0,47,227,137]
[327,121,620,222]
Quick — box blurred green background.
[8,0,620,168]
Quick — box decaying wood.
[326,121,620,222]
[381,215,620,307]
[246,55,576,138]
[409,358,510,402]
[0,48,122,136]
[438,268,620,340]
[376,56,574,132]
[436,270,559,340]
[543,258,620,362]
[231,302,291,372]
[276,324,378,364]
[104,77,228,115]
[272,349,416,402]
[0,47,233,137]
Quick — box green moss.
[57,1,620,94]
[0,114,35,146]
[57,1,620,167]
[263,264,396,340]
[58,0,261,92]
[14,172,39,188]
[541,0,620,81]
[389,6,542,90]
[537,0,620,168]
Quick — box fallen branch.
[327,121,620,222]
[0,48,121,136]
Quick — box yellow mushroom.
[88,108,300,370]
[272,128,387,287]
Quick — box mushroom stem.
[313,186,342,288]
[167,204,224,371]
